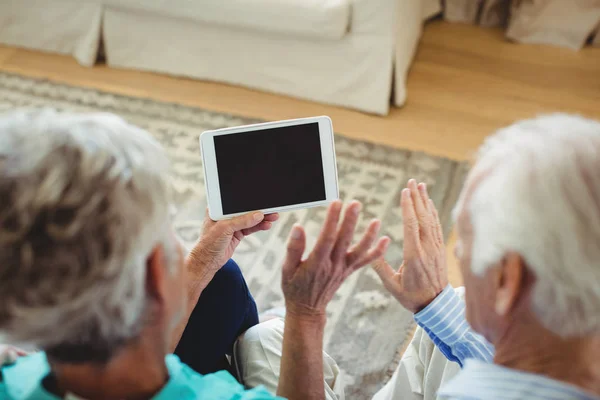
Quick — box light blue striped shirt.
[414,285,600,400]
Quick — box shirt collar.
[3,353,191,400]
[439,359,600,400]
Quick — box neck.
[49,335,169,400]
[494,314,600,396]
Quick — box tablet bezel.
[200,116,339,220]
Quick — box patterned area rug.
[0,72,468,399]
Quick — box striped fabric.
[414,285,494,367]
[414,285,600,400]
[439,359,599,400]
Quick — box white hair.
[457,113,600,337]
[0,109,174,356]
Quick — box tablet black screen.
[214,122,326,214]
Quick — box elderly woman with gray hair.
[0,109,390,400]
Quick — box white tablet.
[200,116,339,220]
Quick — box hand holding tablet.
[200,116,339,220]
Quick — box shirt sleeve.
[414,285,495,367]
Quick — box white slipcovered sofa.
[0,0,434,115]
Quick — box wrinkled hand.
[188,210,279,274]
[373,179,448,313]
[282,200,391,316]
[0,345,28,367]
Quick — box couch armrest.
[350,0,397,35]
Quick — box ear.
[146,244,169,305]
[495,252,527,316]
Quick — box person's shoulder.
[0,380,9,400]
[178,365,282,399]
[0,352,51,400]
[161,356,282,400]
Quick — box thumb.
[226,212,264,233]
[282,225,306,281]
[0,347,17,366]
[372,257,396,286]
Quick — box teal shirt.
[0,352,281,400]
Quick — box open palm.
[373,179,448,313]
[282,201,390,314]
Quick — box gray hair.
[457,114,600,337]
[0,109,173,359]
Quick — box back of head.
[464,113,600,337]
[0,109,172,362]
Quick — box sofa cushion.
[102,0,350,40]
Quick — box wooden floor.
[1,21,599,286]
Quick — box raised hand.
[170,210,280,351]
[373,179,448,313]
[282,200,391,316]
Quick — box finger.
[347,219,381,266]
[429,199,444,245]
[413,181,431,221]
[408,179,427,215]
[233,230,244,243]
[371,257,396,285]
[418,182,430,212]
[313,200,343,259]
[419,182,436,220]
[331,201,362,262]
[241,220,273,236]
[418,183,437,239]
[409,180,432,237]
[13,348,28,357]
[202,208,216,230]
[264,213,280,222]
[350,236,391,272]
[226,212,264,233]
[282,225,306,281]
[401,188,420,255]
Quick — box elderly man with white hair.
[371,114,600,400]
[0,109,390,400]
